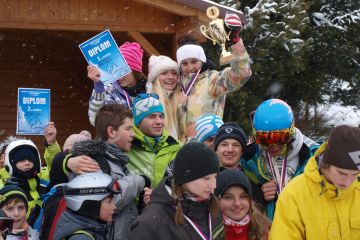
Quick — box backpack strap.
[49,197,67,239]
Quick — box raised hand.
[224,12,242,46]
[44,121,57,145]
[87,65,101,82]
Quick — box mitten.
[224,12,242,47]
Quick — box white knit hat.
[147,55,179,83]
[176,44,207,65]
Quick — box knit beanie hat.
[132,94,164,126]
[214,122,247,151]
[215,169,252,198]
[174,142,219,185]
[176,44,206,65]
[0,185,28,210]
[196,114,224,143]
[147,55,179,83]
[323,125,360,170]
[120,42,144,72]
[71,140,111,175]
[63,131,92,152]
[11,147,36,164]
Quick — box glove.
[224,12,242,47]
[140,175,151,189]
[137,175,151,214]
[242,141,257,161]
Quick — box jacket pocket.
[350,217,360,239]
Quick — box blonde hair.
[172,183,219,226]
[248,200,271,240]
[148,78,181,139]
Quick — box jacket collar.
[131,124,177,152]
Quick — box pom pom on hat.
[147,55,179,83]
[63,131,92,152]
[120,42,144,72]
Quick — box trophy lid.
[206,6,220,20]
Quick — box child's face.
[99,195,116,222]
[2,200,27,230]
[117,72,136,88]
[15,159,34,172]
[108,117,134,152]
[158,69,179,91]
[180,58,202,76]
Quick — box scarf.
[223,214,251,227]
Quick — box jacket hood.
[53,211,107,239]
[287,128,318,160]
[305,142,360,200]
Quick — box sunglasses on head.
[64,178,122,196]
[255,128,291,147]
[136,93,159,100]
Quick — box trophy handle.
[200,25,217,45]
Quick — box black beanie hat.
[214,122,247,151]
[323,125,360,170]
[11,147,36,165]
[174,142,220,185]
[215,169,252,198]
[0,185,28,210]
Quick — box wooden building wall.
[0,0,181,33]
[0,29,174,155]
[0,0,207,156]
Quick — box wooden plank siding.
[0,28,175,157]
[0,0,211,158]
[0,0,182,33]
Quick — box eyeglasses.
[136,93,159,100]
[64,178,122,196]
[255,128,291,146]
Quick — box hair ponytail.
[173,184,185,225]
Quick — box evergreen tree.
[208,0,359,136]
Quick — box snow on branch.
[312,9,360,31]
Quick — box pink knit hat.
[63,131,92,152]
[120,42,144,72]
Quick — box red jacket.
[224,223,250,240]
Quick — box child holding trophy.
[176,7,252,141]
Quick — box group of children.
[1,11,360,240]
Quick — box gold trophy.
[200,6,234,66]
